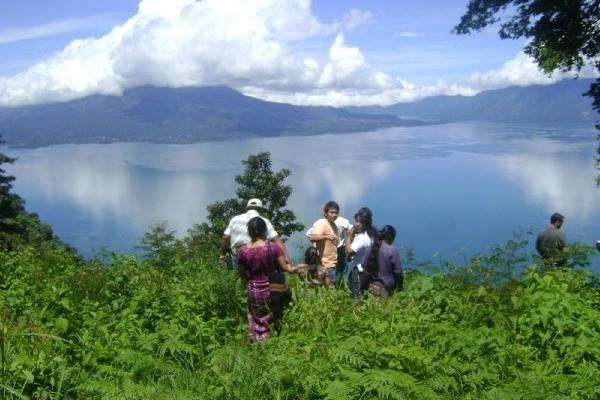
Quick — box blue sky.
[0,0,591,107]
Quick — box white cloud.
[467,52,578,90]
[0,0,597,108]
[318,33,370,88]
[395,32,419,38]
[243,51,598,107]
[0,0,355,106]
[0,15,117,45]
[339,9,373,30]
[491,138,600,221]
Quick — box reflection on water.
[5,122,600,271]
[491,137,598,220]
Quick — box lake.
[4,122,600,272]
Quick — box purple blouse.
[237,242,283,280]
[362,242,402,290]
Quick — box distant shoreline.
[1,81,595,149]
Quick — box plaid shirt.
[224,210,278,253]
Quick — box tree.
[453,0,600,184]
[202,152,304,241]
[0,136,67,250]
[0,136,25,247]
[137,221,184,270]
[0,136,18,201]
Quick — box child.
[297,247,331,286]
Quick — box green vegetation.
[200,151,304,242]
[1,232,600,399]
[1,148,599,399]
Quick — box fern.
[2,236,600,399]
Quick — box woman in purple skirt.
[237,216,297,342]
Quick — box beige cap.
[246,198,263,208]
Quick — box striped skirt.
[246,278,272,342]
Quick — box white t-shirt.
[224,210,278,252]
[349,231,372,272]
[306,216,353,247]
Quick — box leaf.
[0,384,30,400]
[54,317,69,333]
[478,286,488,297]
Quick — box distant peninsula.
[0,79,596,148]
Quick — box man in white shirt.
[306,201,353,284]
[219,198,291,266]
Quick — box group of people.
[220,201,598,343]
[218,199,403,343]
[303,201,403,298]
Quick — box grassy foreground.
[1,239,599,399]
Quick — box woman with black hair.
[237,216,298,342]
[344,207,377,299]
[362,225,403,298]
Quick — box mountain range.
[0,79,596,148]
[0,86,418,148]
[356,78,596,123]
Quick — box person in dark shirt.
[361,225,403,298]
[535,212,566,271]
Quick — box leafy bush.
[1,233,599,399]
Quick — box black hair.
[247,216,267,241]
[354,207,377,239]
[365,225,396,277]
[550,212,564,225]
[304,247,321,280]
[379,225,396,244]
[323,201,340,213]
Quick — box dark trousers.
[349,268,362,299]
[334,246,347,286]
[270,289,291,335]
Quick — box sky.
[0,0,596,108]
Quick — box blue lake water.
[4,122,600,272]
